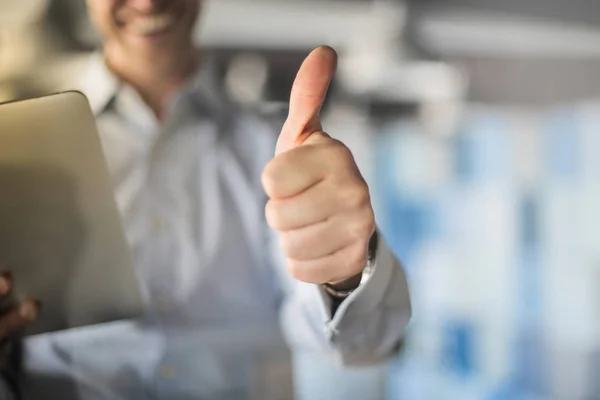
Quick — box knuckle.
[265,200,284,230]
[363,208,376,234]
[347,216,374,242]
[340,182,370,209]
[327,140,354,165]
[279,234,297,257]
[347,244,368,273]
[328,247,363,280]
[287,260,309,282]
[288,260,326,284]
[261,161,279,197]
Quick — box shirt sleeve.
[273,225,412,367]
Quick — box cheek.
[89,12,111,36]
[88,1,122,38]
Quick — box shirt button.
[152,214,164,233]
[324,321,339,337]
[159,363,176,380]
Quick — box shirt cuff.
[317,233,396,333]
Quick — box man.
[0,0,411,398]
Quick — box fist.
[262,46,375,287]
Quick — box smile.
[125,13,177,36]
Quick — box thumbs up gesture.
[262,46,375,289]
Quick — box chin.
[125,29,191,56]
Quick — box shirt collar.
[76,52,121,116]
[75,51,230,120]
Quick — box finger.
[263,137,355,199]
[262,141,329,199]
[279,211,373,261]
[0,300,38,339]
[265,173,371,232]
[265,183,335,231]
[277,46,338,155]
[287,46,337,135]
[0,274,12,297]
[286,241,368,284]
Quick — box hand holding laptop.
[0,274,38,362]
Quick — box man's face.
[87,0,201,62]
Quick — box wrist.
[322,230,379,296]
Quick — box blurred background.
[2,0,600,399]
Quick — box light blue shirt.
[5,54,411,400]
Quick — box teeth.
[127,13,175,36]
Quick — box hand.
[262,46,375,289]
[0,274,38,364]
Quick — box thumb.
[276,46,337,155]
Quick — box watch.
[322,230,378,299]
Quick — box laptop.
[0,91,143,336]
